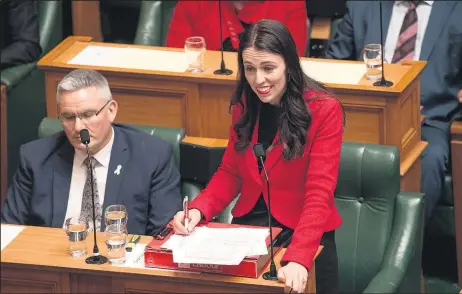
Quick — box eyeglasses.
[58,100,111,125]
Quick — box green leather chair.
[2,1,62,187]
[336,142,424,293]
[216,142,425,293]
[37,118,202,201]
[134,1,177,46]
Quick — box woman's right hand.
[173,208,202,235]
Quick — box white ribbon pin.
[114,165,122,175]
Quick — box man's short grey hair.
[56,69,112,103]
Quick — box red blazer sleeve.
[281,98,343,270]
[189,105,243,220]
[284,1,308,57]
[165,1,195,48]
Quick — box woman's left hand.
[277,262,309,293]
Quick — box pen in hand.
[183,196,189,230]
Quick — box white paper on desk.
[112,243,200,274]
[112,243,147,268]
[165,227,269,265]
[1,225,24,251]
[68,45,189,73]
[301,60,366,85]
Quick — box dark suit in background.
[0,0,42,70]
[1,124,183,236]
[325,1,462,220]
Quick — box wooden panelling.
[0,266,70,293]
[399,79,421,159]
[70,274,112,293]
[71,1,102,42]
[112,276,278,293]
[451,121,462,287]
[342,106,385,145]
[1,85,7,205]
[112,87,185,128]
[198,84,234,138]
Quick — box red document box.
[144,222,282,278]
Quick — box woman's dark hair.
[231,19,332,160]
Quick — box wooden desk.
[37,36,427,192]
[0,85,7,206]
[311,17,331,40]
[72,1,102,42]
[451,121,462,287]
[1,225,318,293]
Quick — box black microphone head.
[79,129,90,145]
[253,143,266,158]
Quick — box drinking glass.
[65,216,89,258]
[105,205,128,227]
[105,224,127,265]
[184,36,206,72]
[363,44,383,81]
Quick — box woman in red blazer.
[166,1,307,57]
[173,20,344,293]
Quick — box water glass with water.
[65,216,88,258]
[363,44,383,81]
[185,36,206,72]
[105,224,127,265]
[105,205,128,227]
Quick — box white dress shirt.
[384,1,433,63]
[63,128,115,228]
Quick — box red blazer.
[166,1,307,57]
[190,91,343,271]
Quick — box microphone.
[80,129,108,265]
[373,2,393,87]
[213,0,233,76]
[253,143,277,281]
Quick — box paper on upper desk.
[1,225,24,251]
[301,60,366,85]
[68,45,189,73]
[167,227,269,265]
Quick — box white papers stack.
[68,45,189,73]
[162,227,269,265]
[1,225,24,251]
[301,60,366,85]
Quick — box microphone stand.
[258,156,278,281]
[373,1,393,87]
[214,0,233,75]
[83,143,108,265]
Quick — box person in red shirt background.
[173,19,344,293]
[166,1,308,57]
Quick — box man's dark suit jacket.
[0,0,42,70]
[1,124,183,236]
[326,1,462,131]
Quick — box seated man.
[166,1,308,56]
[0,0,42,70]
[325,1,462,220]
[1,69,183,235]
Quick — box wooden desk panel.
[72,1,102,42]
[1,225,317,293]
[37,37,427,192]
[451,121,462,287]
[1,85,7,206]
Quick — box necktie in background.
[392,1,422,63]
[80,156,102,232]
